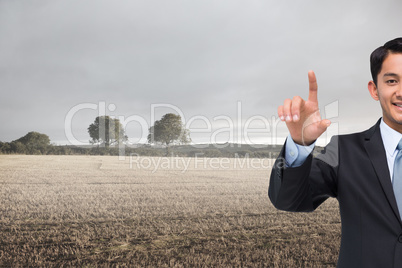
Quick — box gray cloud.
[0,0,401,144]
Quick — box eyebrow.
[383,72,399,78]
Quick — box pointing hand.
[277,71,331,145]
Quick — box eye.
[386,79,398,84]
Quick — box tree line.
[0,113,282,158]
[0,113,191,155]
[0,130,279,158]
[0,131,51,155]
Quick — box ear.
[368,81,379,101]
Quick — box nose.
[397,85,402,99]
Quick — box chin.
[389,118,402,127]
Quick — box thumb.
[317,119,331,134]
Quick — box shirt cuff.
[285,134,315,167]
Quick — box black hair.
[370,37,402,86]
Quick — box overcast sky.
[1,0,402,146]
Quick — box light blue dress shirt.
[379,119,402,181]
[284,134,315,167]
[285,119,402,182]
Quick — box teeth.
[396,104,402,108]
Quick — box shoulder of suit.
[326,119,380,144]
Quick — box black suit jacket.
[269,119,402,267]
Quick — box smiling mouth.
[394,103,402,108]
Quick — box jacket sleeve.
[269,136,339,212]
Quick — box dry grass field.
[0,155,340,267]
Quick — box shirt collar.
[380,118,402,157]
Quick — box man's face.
[369,53,402,133]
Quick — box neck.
[383,117,402,134]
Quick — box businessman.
[269,37,402,267]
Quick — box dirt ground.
[0,155,340,267]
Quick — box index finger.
[308,70,318,103]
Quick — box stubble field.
[0,155,340,267]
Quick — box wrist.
[292,137,315,146]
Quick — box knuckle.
[293,95,302,102]
[284,99,292,107]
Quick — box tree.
[0,142,10,154]
[147,113,191,154]
[9,141,26,154]
[14,131,50,154]
[88,116,127,147]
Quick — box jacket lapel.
[364,120,401,223]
